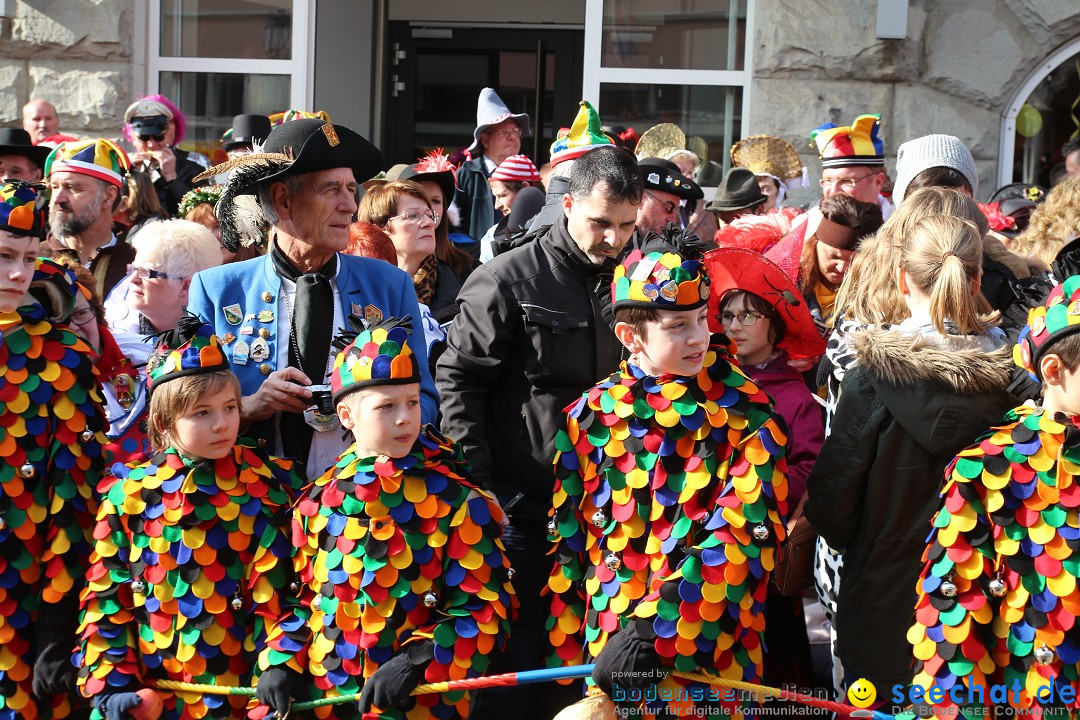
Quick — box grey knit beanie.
[893,134,978,206]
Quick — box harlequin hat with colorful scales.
[612,225,710,311]
[330,315,421,401]
[0,180,48,239]
[1015,274,1080,380]
[145,315,230,393]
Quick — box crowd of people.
[3,83,1080,720]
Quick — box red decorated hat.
[704,242,825,361]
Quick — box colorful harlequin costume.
[0,183,109,720]
[910,276,1080,715]
[76,318,304,720]
[546,236,789,718]
[261,317,516,719]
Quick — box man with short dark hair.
[42,138,135,299]
[437,144,642,720]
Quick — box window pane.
[159,71,290,162]
[599,83,743,178]
[601,0,746,71]
[1009,50,1080,186]
[160,0,293,59]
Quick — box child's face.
[719,293,775,366]
[169,383,240,462]
[336,383,421,458]
[622,306,710,377]
[0,230,38,314]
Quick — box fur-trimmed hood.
[847,328,1015,457]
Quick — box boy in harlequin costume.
[545,228,789,719]
[255,316,516,720]
[908,275,1080,717]
[0,181,109,720]
[75,316,305,720]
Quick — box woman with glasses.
[358,180,465,365]
[104,218,221,338]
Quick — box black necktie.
[270,239,337,461]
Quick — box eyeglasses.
[645,190,680,215]
[491,127,522,140]
[818,172,878,190]
[389,209,439,225]
[127,264,178,281]
[71,307,97,326]
[719,311,765,327]
[137,132,167,143]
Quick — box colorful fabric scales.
[545,337,788,718]
[76,440,303,720]
[910,406,1080,714]
[263,427,516,719]
[0,304,108,720]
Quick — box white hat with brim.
[467,87,531,156]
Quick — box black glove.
[93,692,142,720]
[32,638,76,700]
[358,640,435,714]
[592,618,668,698]
[256,666,302,718]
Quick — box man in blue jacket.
[187,118,438,480]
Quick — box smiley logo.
[847,678,877,709]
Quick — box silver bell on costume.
[591,509,607,528]
[81,429,95,442]
[231,595,243,611]
[422,591,439,608]
[131,579,147,594]
[1033,645,1056,666]
[940,580,957,598]
[604,552,622,572]
[547,519,557,536]
[752,524,770,541]
[18,463,35,478]
[988,578,1007,597]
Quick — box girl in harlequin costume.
[546,229,789,719]
[76,316,304,720]
[909,275,1080,717]
[0,181,109,720]
[255,316,516,720]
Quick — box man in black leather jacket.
[436,145,642,720]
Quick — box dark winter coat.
[454,155,496,241]
[805,328,1015,690]
[154,147,207,216]
[436,214,622,524]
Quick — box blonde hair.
[1010,178,1080,266]
[900,214,985,335]
[147,371,240,452]
[836,187,989,325]
[132,218,223,280]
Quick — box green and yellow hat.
[1015,275,1080,380]
[146,316,231,393]
[0,181,48,239]
[612,227,710,311]
[330,316,420,401]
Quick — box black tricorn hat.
[638,157,703,200]
[222,114,272,152]
[704,167,767,213]
[195,118,384,195]
[0,128,51,171]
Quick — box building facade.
[2,0,1079,198]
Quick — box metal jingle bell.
[752,524,770,542]
[1033,644,1056,666]
[940,580,957,598]
[422,591,439,608]
[507,567,516,580]
[699,511,711,524]
[0,517,6,531]
[591,509,607,528]
[289,581,300,594]
[231,596,244,611]
[18,463,35,478]
[988,578,1007,597]
[131,579,147,594]
[81,429,95,442]
[311,595,321,611]
[547,519,557,536]
[604,553,622,572]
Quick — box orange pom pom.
[130,689,163,720]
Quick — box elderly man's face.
[23,101,58,143]
[0,155,40,182]
[132,120,176,153]
[48,172,112,238]
[482,119,522,167]
[636,188,681,235]
[820,166,884,204]
[278,168,359,253]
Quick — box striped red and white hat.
[490,154,540,184]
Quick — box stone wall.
[751,0,1080,204]
[0,0,133,139]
